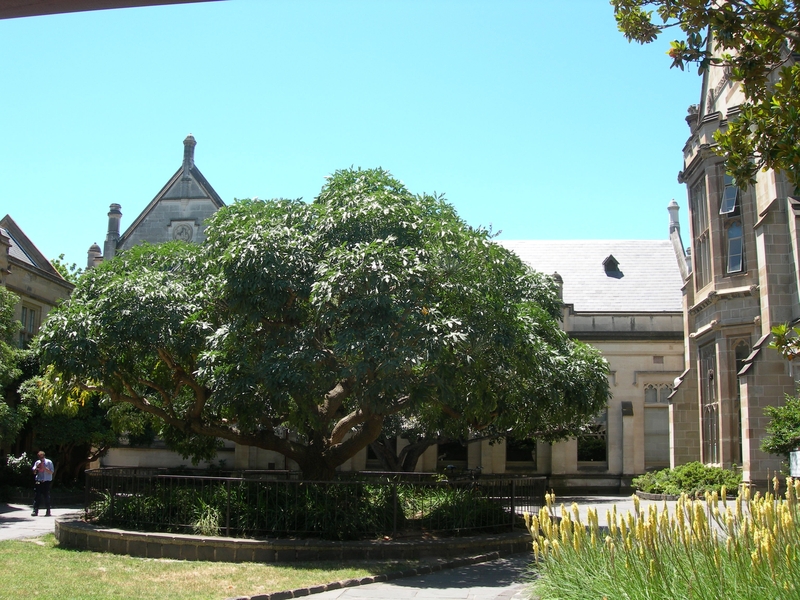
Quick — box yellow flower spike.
[532,540,539,561]
[633,494,640,516]
[620,517,627,539]
[727,536,733,553]
[774,475,780,494]
[649,558,656,578]
[721,485,727,508]
[572,502,580,524]
[607,510,616,537]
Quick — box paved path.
[308,554,533,600]
[0,502,83,541]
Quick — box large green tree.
[612,0,800,188]
[36,168,610,479]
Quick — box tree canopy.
[36,168,610,479]
[612,0,800,189]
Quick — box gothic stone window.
[732,339,750,466]
[690,178,711,289]
[717,166,745,274]
[19,304,38,348]
[578,410,607,465]
[699,343,719,464]
[644,383,671,469]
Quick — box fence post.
[392,481,398,537]
[510,479,516,530]
[226,479,231,537]
[84,470,90,519]
[110,471,117,522]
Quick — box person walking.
[31,450,54,517]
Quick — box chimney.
[183,134,196,175]
[668,199,680,235]
[103,203,122,261]
[87,243,102,268]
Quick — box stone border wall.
[55,517,532,563]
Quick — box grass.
[0,535,421,600]
[526,477,800,600]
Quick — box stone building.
[0,215,73,348]
[492,236,686,490]
[87,134,224,267]
[668,58,800,485]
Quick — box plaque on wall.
[172,223,194,242]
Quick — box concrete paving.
[307,554,534,600]
[0,502,83,541]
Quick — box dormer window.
[603,255,622,277]
[720,173,739,215]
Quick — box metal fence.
[84,468,546,540]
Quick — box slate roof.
[1,226,36,268]
[0,214,64,279]
[498,240,683,313]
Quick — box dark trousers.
[33,480,51,513]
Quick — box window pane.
[727,223,743,273]
[645,386,658,404]
[720,184,739,214]
[659,386,672,403]
[644,407,670,469]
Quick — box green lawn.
[0,535,420,600]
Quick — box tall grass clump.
[527,478,800,599]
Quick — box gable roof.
[499,240,683,313]
[117,135,225,248]
[0,214,65,280]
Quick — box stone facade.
[0,215,73,348]
[670,54,800,485]
[88,135,225,267]
[491,239,685,491]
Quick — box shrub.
[527,479,800,599]
[632,462,741,497]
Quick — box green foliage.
[762,395,800,457]
[761,325,800,458]
[90,478,510,540]
[612,0,800,189]
[192,499,221,536]
[1,452,32,487]
[0,400,30,449]
[0,285,21,390]
[632,462,742,496]
[50,253,83,285]
[37,168,610,479]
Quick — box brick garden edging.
[55,516,532,563]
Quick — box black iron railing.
[84,468,546,540]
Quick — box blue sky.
[0,0,700,270]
